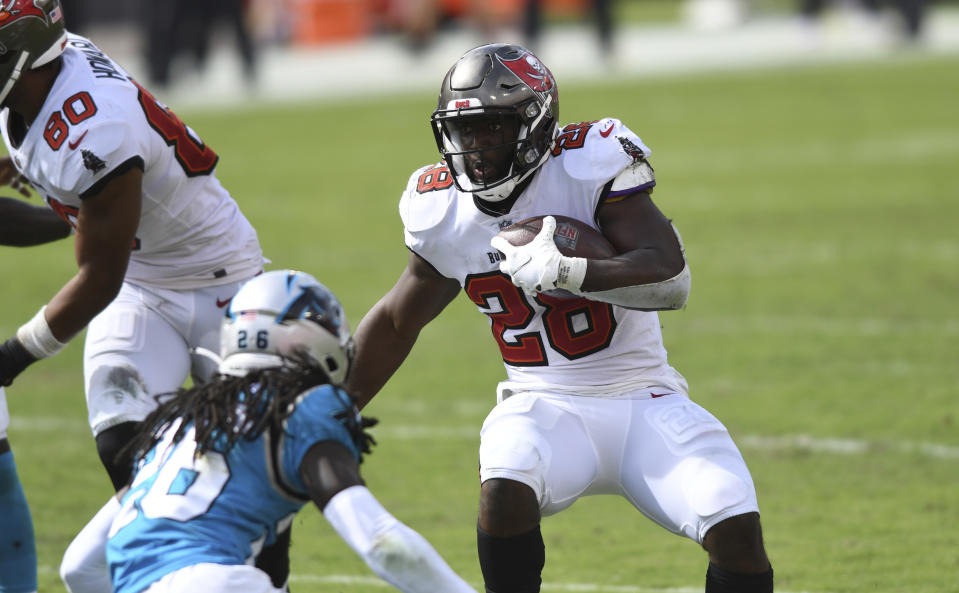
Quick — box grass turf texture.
[3,53,957,592]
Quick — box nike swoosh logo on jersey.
[216,297,233,308]
[650,392,671,398]
[67,130,88,150]
[599,123,615,138]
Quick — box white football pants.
[479,389,759,543]
[143,563,282,593]
[83,279,247,436]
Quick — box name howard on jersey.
[68,37,125,81]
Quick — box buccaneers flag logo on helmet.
[0,0,49,26]
[498,52,555,94]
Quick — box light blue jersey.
[106,384,361,593]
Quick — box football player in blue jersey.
[75,270,477,593]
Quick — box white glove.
[490,216,587,295]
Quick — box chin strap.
[0,52,29,106]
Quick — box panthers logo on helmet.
[499,52,554,93]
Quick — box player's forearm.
[45,263,127,341]
[582,261,690,310]
[346,306,419,409]
[0,268,121,384]
[0,197,71,246]
[0,240,126,385]
[580,248,685,292]
[578,219,689,309]
[323,486,478,593]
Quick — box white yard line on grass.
[14,416,959,461]
[673,316,959,337]
[37,565,830,593]
[287,573,829,593]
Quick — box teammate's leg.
[0,388,37,593]
[95,421,142,490]
[0,431,37,593]
[84,284,193,489]
[62,285,192,591]
[477,393,598,593]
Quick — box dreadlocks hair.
[119,351,377,480]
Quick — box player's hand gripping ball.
[491,215,616,298]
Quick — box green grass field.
[3,51,958,593]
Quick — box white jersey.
[0,34,264,289]
[400,118,688,396]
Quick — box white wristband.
[556,256,587,292]
[16,306,68,359]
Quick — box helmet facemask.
[437,110,519,190]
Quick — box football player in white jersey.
[345,44,774,593]
[100,270,478,593]
[0,0,279,590]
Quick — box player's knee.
[479,418,549,532]
[479,478,540,536]
[703,512,769,573]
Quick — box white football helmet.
[219,270,354,384]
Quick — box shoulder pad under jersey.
[399,161,457,233]
[559,117,652,184]
[47,114,135,197]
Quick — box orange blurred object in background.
[287,0,590,46]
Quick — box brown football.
[496,215,616,298]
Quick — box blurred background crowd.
[56,0,955,106]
